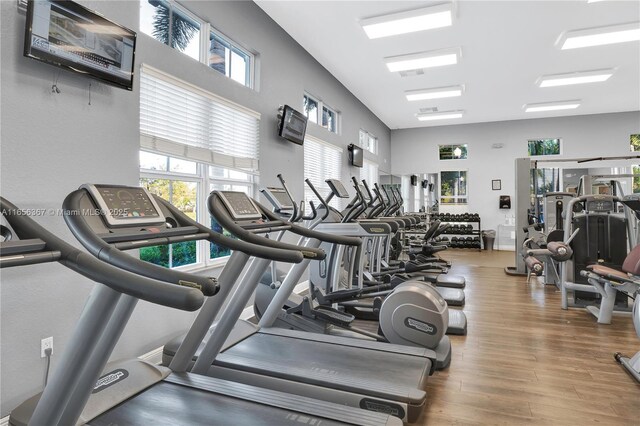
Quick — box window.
[528,138,561,156]
[303,93,339,133]
[634,165,640,193]
[440,171,467,204]
[360,159,378,186]
[439,144,468,160]
[530,168,560,223]
[631,134,640,151]
[359,130,378,155]
[304,137,343,209]
[140,0,201,61]
[140,0,254,88]
[209,30,252,87]
[139,66,259,268]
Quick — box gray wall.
[0,0,390,416]
[391,111,640,238]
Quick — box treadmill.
[6,189,398,426]
[162,189,438,422]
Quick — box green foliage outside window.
[634,166,640,194]
[528,139,560,156]
[630,134,640,152]
[440,171,467,204]
[139,178,198,267]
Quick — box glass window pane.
[631,134,640,152]
[169,157,197,174]
[171,8,200,60]
[440,171,467,204]
[139,0,170,45]
[439,144,468,160]
[359,130,366,146]
[634,165,640,193]
[322,107,336,133]
[140,151,168,171]
[230,50,247,85]
[209,33,230,76]
[303,95,318,124]
[140,178,198,267]
[528,139,560,156]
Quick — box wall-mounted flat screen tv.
[348,144,363,168]
[278,105,307,145]
[24,0,137,90]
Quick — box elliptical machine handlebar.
[305,178,331,221]
[277,174,299,222]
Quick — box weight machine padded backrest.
[622,244,640,275]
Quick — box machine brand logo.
[369,227,386,233]
[405,317,437,335]
[359,398,405,418]
[92,368,129,393]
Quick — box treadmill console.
[584,195,615,213]
[325,179,350,198]
[82,184,165,227]
[218,191,263,221]
[260,187,294,211]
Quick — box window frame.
[438,144,468,160]
[140,150,255,271]
[140,0,255,89]
[527,138,562,157]
[439,170,468,205]
[303,92,340,134]
[359,129,378,155]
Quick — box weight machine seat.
[586,244,640,279]
[587,265,630,281]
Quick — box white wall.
[391,112,640,240]
[0,0,389,416]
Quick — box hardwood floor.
[415,250,640,425]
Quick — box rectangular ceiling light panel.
[559,22,640,49]
[361,3,454,39]
[385,48,460,73]
[537,69,615,87]
[524,100,581,112]
[406,85,464,101]
[416,110,464,121]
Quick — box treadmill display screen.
[271,189,294,209]
[219,191,262,220]
[96,186,160,219]
[325,179,350,198]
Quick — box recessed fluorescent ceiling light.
[559,22,640,49]
[406,85,464,101]
[524,101,581,113]
[361,3,453,39]
[416,110,464,121]
[537,69,615,87]
[385,48,460,73]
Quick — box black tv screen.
[24,0,137,91]
[348,144,363,168]
[278,105,307,145]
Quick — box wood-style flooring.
[415,250,640,425]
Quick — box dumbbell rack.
[433,214,482,251]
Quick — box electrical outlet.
[41,336,53,358]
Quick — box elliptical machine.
[255,175,452,369]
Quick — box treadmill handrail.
[0,196,204,311]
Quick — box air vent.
[399,69,425,77]
[419,107,439,113]
[492,143,504,149]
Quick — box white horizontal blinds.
[304,136,343,210]
[140,65,260,171]
[360,159,379,187]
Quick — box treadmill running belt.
[220,333,429,400]
[90,381,348,426]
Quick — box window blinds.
[360,159,379,186]
[304,136,344,209]
[140,65,260,171]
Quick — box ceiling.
[255,1,640,129]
